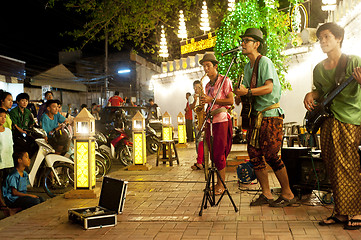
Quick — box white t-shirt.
[0,127,14,169]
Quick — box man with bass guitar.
[304,22,361,230]
[234,28,295,207]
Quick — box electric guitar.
[305,75,354,134]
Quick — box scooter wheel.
[43,163,74,198]
[95,156,107,179]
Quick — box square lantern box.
[127,111,152,171]
[162,111,173,141]
[68,176,128,230]
[177,112,188,147]
[65,108,96,199]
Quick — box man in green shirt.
[304,22,361,230]
[234,28,295,207]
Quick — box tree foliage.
[215,0,298,91]
[50,0,227,60]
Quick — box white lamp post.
[162,111,173,141]
[176,112,188,147]
[128,111,152,171]
[65,108,97,199]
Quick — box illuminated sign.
[180,32,216,57]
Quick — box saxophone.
[194,72,207,131]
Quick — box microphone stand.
[198,54,239,216]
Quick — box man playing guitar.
[304,22,361,230]
[234,28,295,207]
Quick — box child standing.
[2,152,44,210]
[0,108,14,207]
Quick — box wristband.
[247,88,252,97]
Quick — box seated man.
[40,100,68,154]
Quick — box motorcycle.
[27,127,74,198]
[96,125,133,166]
[113,127,133,166]
[146,124,161,154]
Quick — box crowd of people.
[0,89,159,213]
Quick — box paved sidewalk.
[0,143,360,240]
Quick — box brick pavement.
[0,143,360,239]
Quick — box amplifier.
[282,147,331,193]
[299,154,330,187]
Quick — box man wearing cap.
[199,53,234,195]
[234,28,295,207]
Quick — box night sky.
[0,0,327,78]
[0,0,104,77]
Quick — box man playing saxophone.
[199,53,234,195]
[190,79,205,170]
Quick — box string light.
[159,25,169,58]
[200,1,211,33]
[178,10,188,39]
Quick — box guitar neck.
[322,75,354,106]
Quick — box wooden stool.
[156,140,179,166]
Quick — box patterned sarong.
[247,116,284,171]
[321,117,361,215]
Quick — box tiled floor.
[0,143,360,239]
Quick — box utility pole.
[104,28,109,102]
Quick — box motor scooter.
[27,127,74,198]
[146,124,160,154]
[96,126,133,166]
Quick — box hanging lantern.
[159,25,169,58]
[178,10,188,39]
[200,1,211,33]
[228,0,236,11]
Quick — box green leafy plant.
[215,0,297,91]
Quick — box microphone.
[222,46,242,56]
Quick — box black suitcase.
[68,176,128,229]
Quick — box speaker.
[281,147,310,192]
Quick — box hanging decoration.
[159,25,169,58]
[200,1,211,33]
[228,0,236,11]
[178,10,188,39]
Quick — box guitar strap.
[334,54,349,85]
[251,55,263,88]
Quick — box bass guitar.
[305,75,354,134]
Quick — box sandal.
[344,219,361,230]
[319,216,347,226]
[250,194,274,206]
[191,163,203,170]
[269,195,296,207]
